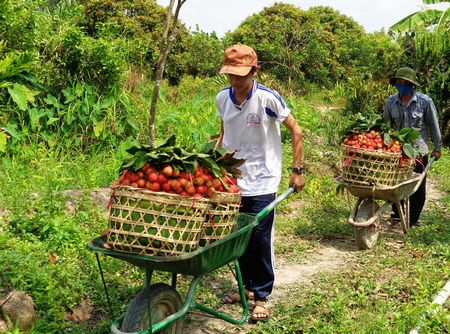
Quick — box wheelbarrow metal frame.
[335,158,434,249]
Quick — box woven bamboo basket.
[341,144,415,187]
[199,191,242,247]
[107,186,210,256]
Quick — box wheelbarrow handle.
[408,155,435,197]
[425,156,435,173]
[256,186,295,221]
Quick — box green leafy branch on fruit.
[340,113,385,139]
[382,121,420,159]
[119,135,245,179]
[201,137,245,178]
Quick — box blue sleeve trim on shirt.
[265,107,278,118]
[257,83,286,108]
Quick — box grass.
[0,83,449,333]
[263,144,450,334]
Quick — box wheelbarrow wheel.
[354,199,380,250]
[121,283,183,333]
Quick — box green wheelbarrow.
[87,187,294,333]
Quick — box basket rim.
[341,143,401,158]
[113,184,210,199]
[112,185,242,201]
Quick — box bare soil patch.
[181,243,357,334]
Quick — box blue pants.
[238,193,276,302]
[391,155,428,223]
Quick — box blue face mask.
[395,83,413,96]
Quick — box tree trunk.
[148,0,186,147]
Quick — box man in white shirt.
[217,44,305,322]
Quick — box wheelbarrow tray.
[334,172,422,202]
[87,213,258,277]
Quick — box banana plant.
[1,42,40,152]
[390,0,450,32]
[0,41,39,111]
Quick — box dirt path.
[180,177,443,333]
[181,244,357,334]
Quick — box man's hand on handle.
[432,151,441,161]
[289,173,306,193]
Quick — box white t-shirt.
[216,80,291,196]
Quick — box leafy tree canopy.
[227,3,367,90]
[81,0,167,39]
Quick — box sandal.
[386,218,400,227]
[250,300,270,322]
[222,289,254,304]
